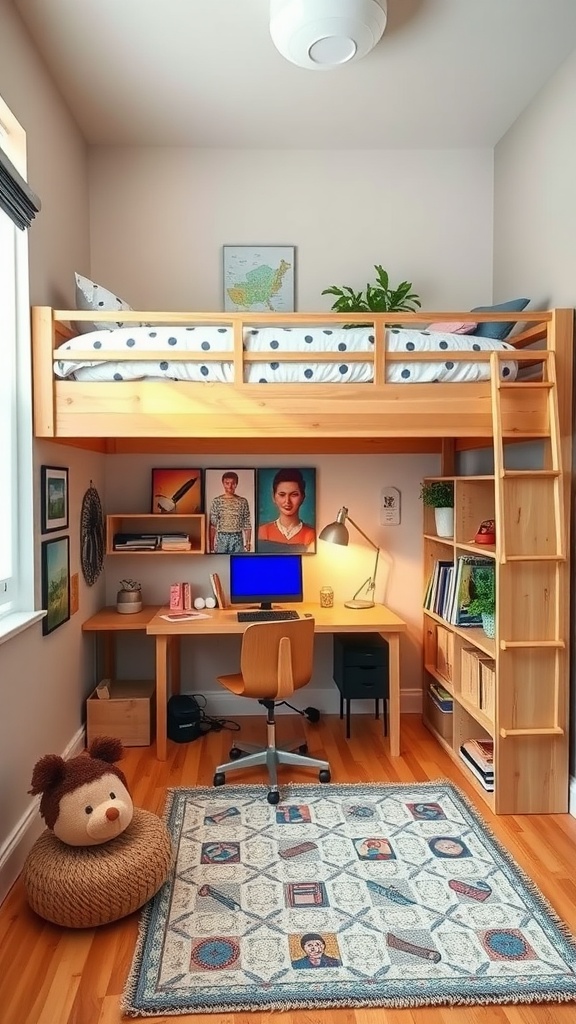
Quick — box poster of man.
[205,468,255,554]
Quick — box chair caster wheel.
[267,790,280,805]
[229,747,242,760]
[213,772,226,787]
[298,744,308,754]
[319,769,331,784]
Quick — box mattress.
[54,326,518,384]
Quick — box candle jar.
[320,586,334,609]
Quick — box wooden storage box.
[86,679,155,746]
[436,626,454,682]
[480,659,496,720]
[424,687,453,741]
[460,648,492,707]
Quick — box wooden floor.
[2,713,576,1024]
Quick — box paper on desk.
[161,612,212,622]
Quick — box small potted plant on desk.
[467,566,496,639]
[420,481,454,539]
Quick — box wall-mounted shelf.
[106,514,205,555]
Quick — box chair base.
[214,709,331,802]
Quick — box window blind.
[0,147,40,230]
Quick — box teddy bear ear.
[88,736,124,764]
[28,753,66,795]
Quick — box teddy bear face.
[52,771,134,846]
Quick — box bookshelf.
[422,474,569,815]
[106,514,206,555]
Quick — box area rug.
[123,781,576,1016]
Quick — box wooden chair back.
[238,617,315,701]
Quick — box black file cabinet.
[333,634,389,739]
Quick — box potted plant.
[468,567,496,638]
[420,481,454,538]
[322,265,421,316]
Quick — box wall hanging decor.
[41,535,70,635]
[205,468,255,554]
[80,481,104,586]
[223,246,295,312]
[256,467,316,553]
[40,465,69,533]
[151,468,202,514]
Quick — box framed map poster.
[223,245,295,312]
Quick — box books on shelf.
[448,557,495,627]
[113,533,159,550]
[459,738,494,791]
[160,533,192,551]
[429,681,453,713]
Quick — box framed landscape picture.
[205,468,256,554]
[223,245,295,312]
[151,468,203,514]
[256,467,316,554]
[41,465,69,533]
[41,535,70,635]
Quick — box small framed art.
[223,245,295,312]
[41,535,70,635]
[41,465,69,533]
[205,468,256,554]
[151,469,203,514]
[256,467,316,554]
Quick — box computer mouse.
[304,613,313,617]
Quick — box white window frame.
[0,101,43,643]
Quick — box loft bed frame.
[31,307,574,456]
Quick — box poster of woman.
[256,468,316,554]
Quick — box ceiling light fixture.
[270,0,387,71]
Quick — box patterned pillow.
[427,321,478,334]
[74,273,138,334]
[471,299,530,341]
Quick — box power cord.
[275,701,320,723]
[193,694,241,734]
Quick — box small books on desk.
[210,573,226,609]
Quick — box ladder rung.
[500,640,565,650]
[499,381,554,389]
[500,727,564,737]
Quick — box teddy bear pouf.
[23,737,173,929]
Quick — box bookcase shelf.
[422,472,569,815]
[106,514,206,556]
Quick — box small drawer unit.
[333,634,389,738]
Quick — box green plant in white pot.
[420,481,454,538]
[468,567,496,638]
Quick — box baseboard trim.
[200,687,423,717]
[0,729,85,906]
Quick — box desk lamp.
[319,507,380,609]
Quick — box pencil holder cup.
[320,586,334,609]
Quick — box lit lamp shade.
[270,0,387,70]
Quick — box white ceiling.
[13,0,576,148]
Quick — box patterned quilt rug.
[123,781,576,1016]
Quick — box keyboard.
[236,609,300,623]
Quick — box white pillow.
[74,272,136,334]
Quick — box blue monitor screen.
[229,554,303,609]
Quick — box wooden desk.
[146,603,407,762]
[83,606,161,680]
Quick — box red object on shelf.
[474,518,495,545]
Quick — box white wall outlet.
[380,486,400,525]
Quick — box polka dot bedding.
[54,326,518,384]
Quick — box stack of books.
[428,681,453,713]
[459,738,494,791]
[113,533,159,551]
[160,533,192,551]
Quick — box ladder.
[488,335,570,814]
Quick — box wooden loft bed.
[31,306,573,457]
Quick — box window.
[0,100,39,639]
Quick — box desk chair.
[213,617,331,804]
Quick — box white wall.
[88,147,495,312]
[0,2,102,899]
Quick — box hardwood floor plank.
[2,714,576,1024]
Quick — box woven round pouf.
[23,807,173,928]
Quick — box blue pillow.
[471,298,530,340]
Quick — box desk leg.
[386,632,401,757]
[156,636,168,761]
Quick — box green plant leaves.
[322,265,421,314]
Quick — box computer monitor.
[229,554,303,609]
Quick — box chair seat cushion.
[23,807,172,928]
